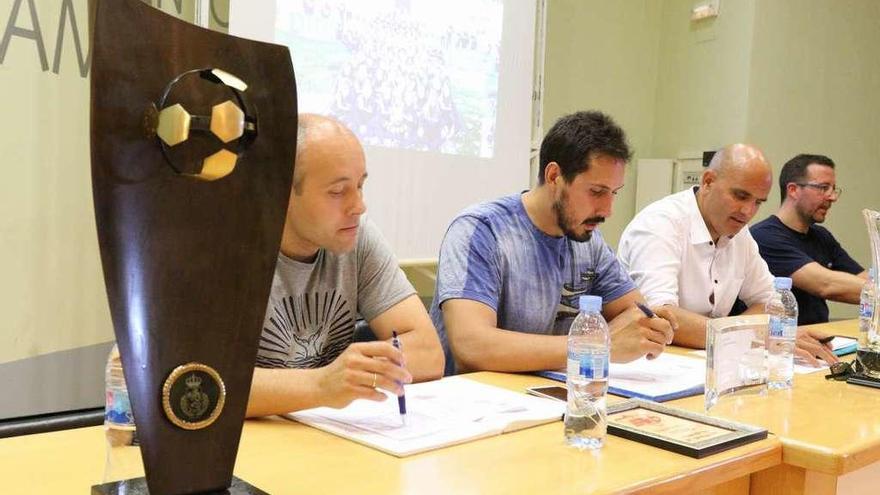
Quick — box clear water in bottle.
[565,295,609,450]
[766,277,798,390]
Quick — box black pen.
[391,331,407,424]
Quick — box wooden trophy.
[90,0,296,492]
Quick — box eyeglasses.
[824,360,863,381]
[795,182,843,198]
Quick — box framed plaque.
[607,399,767,458]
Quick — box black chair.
[352,319,378,342]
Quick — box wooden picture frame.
[606,399,767,458]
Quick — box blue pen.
[636,301,675,346]
[391,331,407,424]
[635,301,656,318]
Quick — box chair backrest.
[0,407,104,439]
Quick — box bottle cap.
[773,277,792,290]
[578,295,602,313]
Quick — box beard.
[797,201,831,225]
[552,189,605,242]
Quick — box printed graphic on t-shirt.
[557,283,585,320]
[256,290,354,369]
[556,269,596,321]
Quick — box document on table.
[286,376,565,457]
[793,361,829,374]
[537,352,706,402]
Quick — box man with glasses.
[430,111,676,375]
[618,145,837,365]
[752,154,867,325]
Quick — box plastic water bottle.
[859,267,876,349]
[564,295,610,450]
[766,277,798,390]
[103,344,142,483]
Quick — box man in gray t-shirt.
[257,218,413,369]
[247,115,444,417]
[432,111,676,375]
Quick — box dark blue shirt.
[751,215,863,325]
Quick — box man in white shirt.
[619,144,836,365]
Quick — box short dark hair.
[538,111,632,184]
[778,154,835,203]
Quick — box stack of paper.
[286,376,565,457]
[537,352,706,402]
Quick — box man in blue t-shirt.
[752,154,867,325]
[430,111,676,375]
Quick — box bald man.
[619,144,836,364]
[246,114,444,417]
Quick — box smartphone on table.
[526,385,568,402]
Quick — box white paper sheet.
[607,353,706,401]
[287,376,565,456]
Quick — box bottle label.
[105,388,135,428]
[769,317,796,339]
[860,300,874,319]
[579,354,608,380]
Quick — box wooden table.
[0,373,779,494]
[669,319,880,495]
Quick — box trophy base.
[91,476,269,494]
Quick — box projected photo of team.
[276,0,503,158]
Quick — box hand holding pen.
[635,301,655,319]
[312,340,410,410]
[608,302,671,362]
[636,302,678,343]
